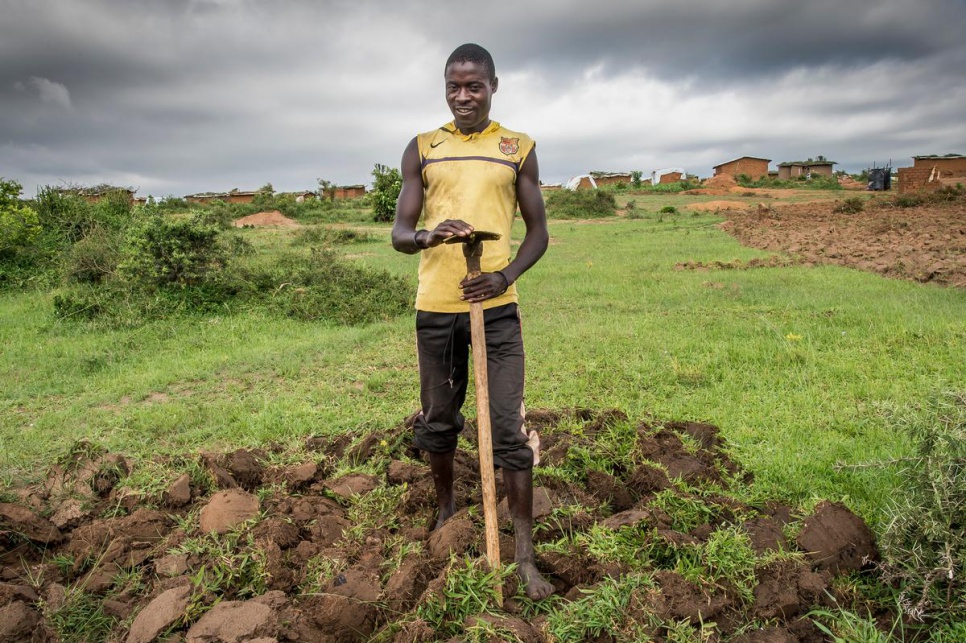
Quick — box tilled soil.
[717,198,966,288]
[0,409,882,642]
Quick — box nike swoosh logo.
[430,140,445,148]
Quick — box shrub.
[371,164,401,223]
[545,189,617,219]
[893,194,923,208]
[266,248,413,324]
[117,213,226,288]
[659,205,678,214]
[878,391,966,623]
[833,197,865,214]
[62,225,120,284]
[0,178,41,255]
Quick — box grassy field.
[3,197,963,535]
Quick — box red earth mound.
[233,210,300,228]
[0,409,884,641]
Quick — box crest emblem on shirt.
[499,137,519,156]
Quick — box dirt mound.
[688,200,751,212]
[705,173,737,188]
[0,409,885,641]
[233,210,300,227]
[719,196,966,287]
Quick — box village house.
[185,189,258,205]
[322,184,367,200]
[776,156,836,180]
[60,184,136,206]
[897,154,966,194]
[712,157,771,181]
[588,171,632,187]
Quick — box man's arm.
[392,137,475,254]
[459,149,549,302]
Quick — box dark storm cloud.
[1,0,964,194]
[472,0,966,84]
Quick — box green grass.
[2,212,965,538]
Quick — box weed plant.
[545,573,657,642]
[833,197,865,214]
[877,390,966,623]
[416,556,511,637]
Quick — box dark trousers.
[413,303,533,471]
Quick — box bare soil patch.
[232,210,300,228]
[0,409,885,641]
[718,198,966,287]
[688,200,752,212]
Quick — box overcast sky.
[2,0,964,197]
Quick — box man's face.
[445,61,498,135]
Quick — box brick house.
[897,154,966,194]
[712,157,771,181]
[589,171,632,187]
[185,189,257,205]
[61,185,136,206]
[322,184,367,200]
[777,156,836,179]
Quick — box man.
[391,43,553,600]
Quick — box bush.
[878,391,966,623]
[0,178,41,255]
[62,225,120,284]
[371,164,401,223]
[117,213,227,289]
[893,194,924,208]
[833,197,865,214]
[266,248,413,324]
[659,205,678,214]
[545,189,617,219]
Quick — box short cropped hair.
[445,43,496,80]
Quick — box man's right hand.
[424,219,475,248]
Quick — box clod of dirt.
[0,503,61,544]
[185,591,286,643]
[387,460,425,486]
[199,490,260,534]
[468,614,542,643]
[275,462,318,489]
[652,570,735,625]
[126,585,191,643]
[797,500,879,573]
[427,512,478,560]
[383,556,435,614]
[223,450,265,491]
[586,469,638,511]
[753,559,828,620]
[164,473,192,508]
[0,600,43,642]
[324,473,379,499]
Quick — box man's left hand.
[459,272,509,303]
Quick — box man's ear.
[491,76,499,93]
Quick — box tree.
[0,178,41,255]
[370,164,402,222]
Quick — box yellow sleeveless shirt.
[415,120,535,313]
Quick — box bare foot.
[517,561,554,600]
